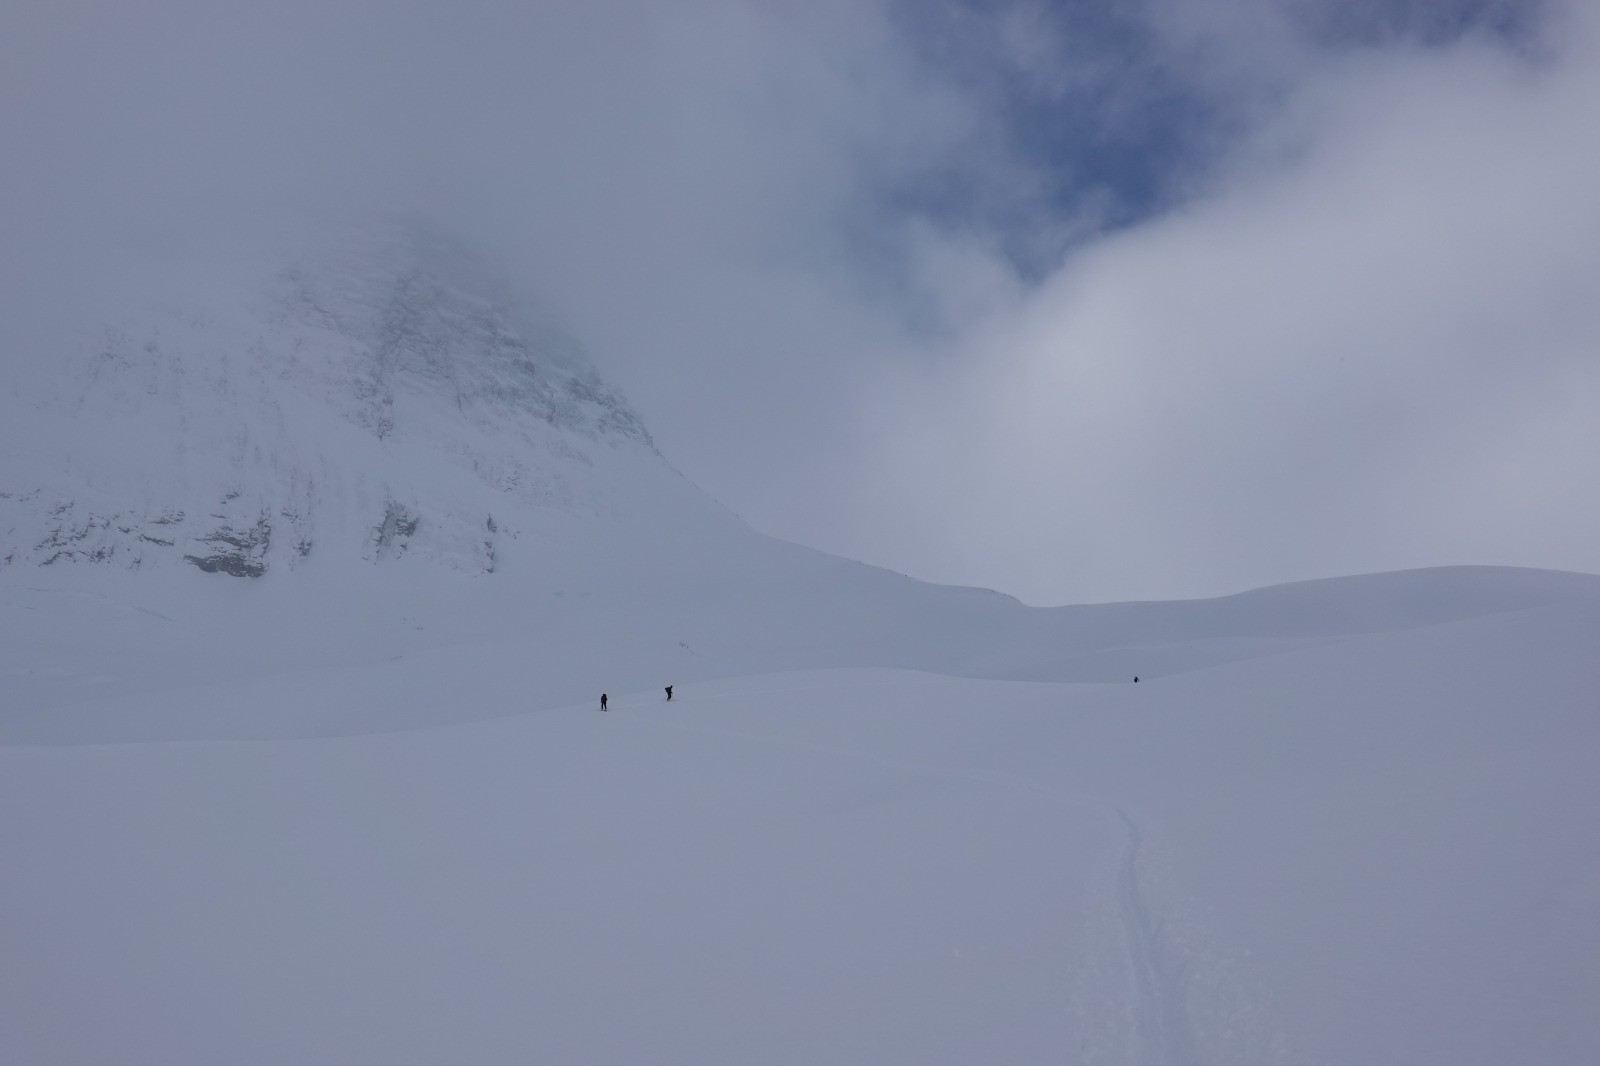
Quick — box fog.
[3,0,1595,603]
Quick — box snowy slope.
[3,223,1598,1063]
[3,591,1597,1065]
[3,561,1595,744]
[5,222,1596,736]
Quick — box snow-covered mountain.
[1,221,667,580]
[4,223,1599,1064]
[4,223,1599,735]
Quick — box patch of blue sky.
[883,0,1553,277]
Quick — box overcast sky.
[4,0,1597,604]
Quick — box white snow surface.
[3,225,1599,1063]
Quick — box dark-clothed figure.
[665,685,673,702]
[600,693,608,711]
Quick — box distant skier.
[665,685,673,702]
[1133,676,1139,683]
[600,693,608,711]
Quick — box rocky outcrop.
[184,512,271,578]
[369,499,419,562]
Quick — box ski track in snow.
[1116,808,1201,1066]
[614,676,1225,1065]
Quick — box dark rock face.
[35,503,116,566]
[184,513,271,578]
[185,552,266,578]
[371,500,419,561]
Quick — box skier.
[665,685,673,702]
[1133,676,1139,683]
[600,692,608,711]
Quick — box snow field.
[4,590,1598,1065]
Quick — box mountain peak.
[277,218,652,448]
[0,221,665,580]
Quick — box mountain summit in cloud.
[3,218,1595,742]
[1,221,665,580]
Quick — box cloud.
[3,0,1595,604]
[0,1,969,470]
[823,1,1600,602]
